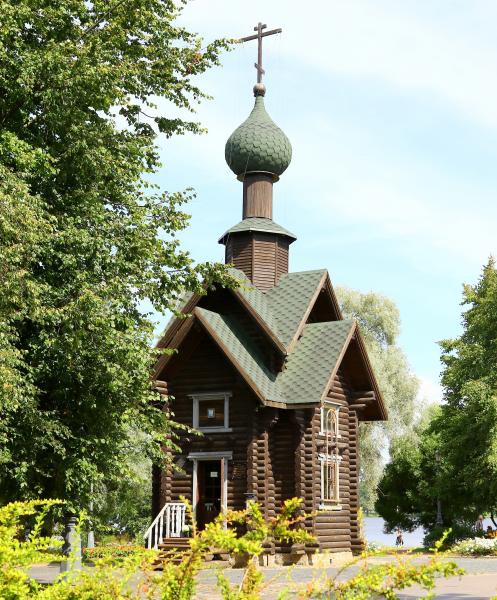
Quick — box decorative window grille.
[320,403,341,506]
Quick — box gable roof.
[265,269,328,350]
[154,267,386,419]
[156,267,339,357]
[195,306,355,407]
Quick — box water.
[364,516,425,548]
[363,516,496,548]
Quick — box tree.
[376,259,497,534]
[434,258,497,520]
[375,405,447,532]
[336,287,419,511]
[92,430,153,540]
[0,0,235,511]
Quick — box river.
[364,516,495,548]
[364,516,425,548]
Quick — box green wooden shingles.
[159,268,353,406]
[196,306,353,406]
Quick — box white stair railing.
[144,502,186,549]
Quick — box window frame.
[318,401,342,509]
[318,453,342,509]
[190,392,232,433]
[320,401,341,437]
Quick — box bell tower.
[219,23,295,292]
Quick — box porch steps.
[154,538,230,569]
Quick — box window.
[321,402,340,438]
[319,454,341,506]
[191,393,232,433]
[319,402,341,508]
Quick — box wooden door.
[196,460,222,530]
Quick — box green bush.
[300,553,463,599]
[0,499,465,600]
[82,545,144,562]
[424,523,480,549]
[0,500,63,599]
[451,537,497,556]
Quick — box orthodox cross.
[240,22,282,84]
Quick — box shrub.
[0,500,63,599]
[82,545,144,562]
[424,522,480,549]
[452,537,497,556]
[0,499,466,600]
[300,536,464,599]
[300,553,463,599]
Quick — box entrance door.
[196,460,222,529]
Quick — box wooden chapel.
[148,27,387,563]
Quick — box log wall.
[225,233,289,292]
[155,332,363,556]
[308,369,361,553]
[155,330,258,513]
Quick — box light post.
[435,450,443,527]
[87,483,95,549]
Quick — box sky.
[149,1,497,404]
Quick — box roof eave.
[318,320,357,405]
[218,230,297,245]
[193,307,269,406]
[354,327,388,421]
[232,289,287,356]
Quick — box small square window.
[192,393,232,432]
[198,399,225,428]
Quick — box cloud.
[166,2,497,274]
[181,1,497,130]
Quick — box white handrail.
[144,502,186,549]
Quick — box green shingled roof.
[196,306,354,406]
[225,95,292,178]
[228,268,279,338]
[159,267,330,354]
[228,268,328,351]
[278,320,354,404]
[218,217,296,244]
[266,270,327,348]
[196,307,285,403]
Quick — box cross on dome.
[240,22,282,87]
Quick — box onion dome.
[225,84,292,180]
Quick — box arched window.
[319,403,341,507]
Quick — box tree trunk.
[491,512,497,528]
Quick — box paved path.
[28,557,497,599]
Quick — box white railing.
[144,502,186,549]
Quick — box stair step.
[152,540,231,570]
[158,539,190,549]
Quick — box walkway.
[28,556,497,599]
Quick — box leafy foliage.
[82,545,144,561]
[0,498,312,600]
[375,404,445,533]
[0,499,464,600]
[433,259,497,519]
[452,537,497,556]
[336,287,419,511]
[0,0,237,510]
[90,433,153,540]
[301,553,462,599]
[0,500,63,599]
[376,259,497,539]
